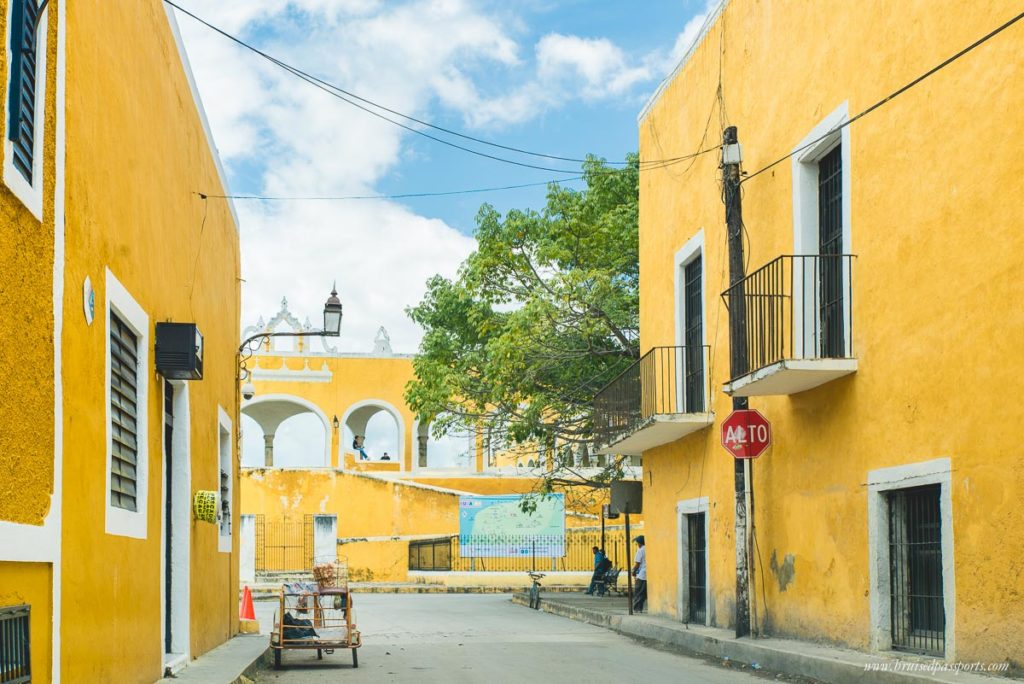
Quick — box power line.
[743,9,1024,182]
[165,0,694,171]
[197,148,717,202]
[200,176,584,201]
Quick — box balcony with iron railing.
[592,346,713,455]
[721,254,856,396]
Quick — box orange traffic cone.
[240,586,256,621]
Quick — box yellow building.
[237,304,640,581]
[593,0,1024,666]
[0,1,241,682]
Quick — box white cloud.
[174,0,709,352]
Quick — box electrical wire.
[743,8,1024,182]
[197,147,720,201]
[165,0,698,170]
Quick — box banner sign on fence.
[458,494,566,557]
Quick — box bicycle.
[527,571,545,610]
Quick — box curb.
[250,584,585,599]
[511,595,1006,684]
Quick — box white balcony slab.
[594,413,714,456]
[723,358,858,397]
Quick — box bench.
[593,567,625,597]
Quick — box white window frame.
[867,457,955,660]
[676,497,710,625]
[217,405,233,553]
[673,229,708,412]
[791,102,853,358]
[3,0,47,220]
[105,268,149,539]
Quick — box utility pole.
[723,125,752,638]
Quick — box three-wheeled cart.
[269,559,361,669]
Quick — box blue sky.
[174,0,713,466]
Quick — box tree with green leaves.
[405,155,640,494]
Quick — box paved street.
[254,594,763,683]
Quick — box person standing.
[632,535,647,612]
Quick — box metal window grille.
[219,469,230,536]
[110,312,140,512]
[0,604,30,684]
[683,256,704,412]
[7,0,40,184]
[817,145,845,358]
[888,484,945,656]
[686,513,707,623]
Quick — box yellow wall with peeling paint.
[0,0,58,529]
[56,2,241,682]
[637,0,1024,665]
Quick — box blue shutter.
[7,0,39,184]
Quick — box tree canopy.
[405,155,640,488]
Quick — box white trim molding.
[867,458,955,661]
[105,268,150,539]
[676,497,710,625]
[2,1,48,219]
[217,405,234,553]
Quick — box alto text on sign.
[721,409,771,459]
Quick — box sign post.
[721,409,772,459]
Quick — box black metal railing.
[409,530,633,574]
[721,254,855,381]
[592,346,710,449]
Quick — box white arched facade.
[241,393,332,467]
[341,398,406,470]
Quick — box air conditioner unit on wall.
[156,322,203,380]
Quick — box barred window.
[110,312,140,512]
[0,604,30,684]
[7,0,41,184]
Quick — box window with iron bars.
[110,312,140,512]
[686,512,707,624]
[888,484,944,656]
[817,144,845,358]
[7,0,42,185]
[0,604,30,684]
[683,255,704,412]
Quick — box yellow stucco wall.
[638,0,1024,663]
[0,563,52,682]
[0,0,57,526]
[59,2,240,681]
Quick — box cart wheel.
[351,648,359,668]
[273,648,282,670]
[317,649,323,660]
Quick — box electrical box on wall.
[156,322,203,380]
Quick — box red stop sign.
[721,409,771,459]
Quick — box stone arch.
[241,393,331,467]
[412,417,477,471]
[341,398,405,468]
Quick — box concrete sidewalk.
[511,592,1012,684]
[155,634,267,684]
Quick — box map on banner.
[458,494,565,557]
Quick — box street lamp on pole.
[239,285,343,399]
